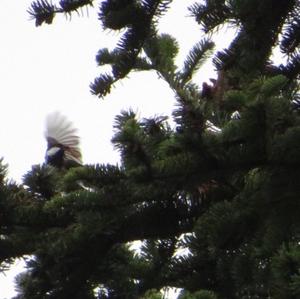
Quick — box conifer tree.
[1,0,300,298]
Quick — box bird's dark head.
[45,146,65,168]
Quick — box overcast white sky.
[0,1,238,298]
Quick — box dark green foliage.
[1,0,300,298]
[23,164,61,200]
[28,0,93,26]
[188,1,233,33]
[178,290,218,299]
[270,243,300,299]
[144,33,179,73]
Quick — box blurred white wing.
[45,112,80,146]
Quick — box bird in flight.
[44,112,82,168]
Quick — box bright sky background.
[0,0,239,298]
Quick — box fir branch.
[28,0,58,26]
[281,52,300,79]
[140,116,169,137]
[157,70,205,136]
[23,164,60,200]
[90,73,115,97]
[136,238,177,292]
[111,52,137,78]
[281,17,300,54]
[112,110,153,174]
[99,0,138,30]
[95,1,171,96]
[156,0,173,17]
[140,0,161,14]
[141,0,173,18]
[95,48,114,66]
[59,0,93,14]
[133,57,153,71]
[113,109,137,132]
[291,95,300,111]
[260,75,288,97]
[62,164,125,192]
[117,22,150,53]
[0,158,9,184]
[143,33,179,73]
[213,47,237,71]
[96,48,152,72]
[188,1,231,33]
[173,97,206,137]
[181,38,215,84]
[92,17,154,96]
[28,0,94,26]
